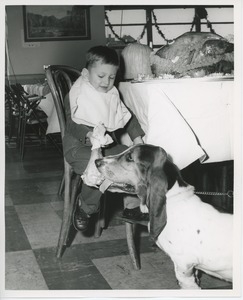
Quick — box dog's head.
[95,144,187,240]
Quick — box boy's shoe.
[73,207,90,232]
[122,207,149,221]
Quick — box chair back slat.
[44,65,81,139]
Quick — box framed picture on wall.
[23,5,91,42]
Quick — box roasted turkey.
[151,32,234,77]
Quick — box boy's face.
[87,61,118,93]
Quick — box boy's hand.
[86,131,106,147]
[91,123,113,149]
[85,131,93,146]
[86,124,107,146]
[86,129,107,146]
[133,136,144,145]
[93,123,106,137]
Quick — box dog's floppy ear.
[146,156,187,240]
[135,145,184,241]
[141,147,168,240]
[163,159,187,189]
[146,167,168,241]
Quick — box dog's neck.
[166,181,195,202]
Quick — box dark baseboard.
[5,73,46,85]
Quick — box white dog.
[95,144,233,289]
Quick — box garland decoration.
[105,11,148,44]
[136,17,148,42]
[206,17,215,34]
[152,10,176,44]
[190,7,215,33]
[152,10,169,43]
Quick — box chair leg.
[56,167,72,258]
[8,110,13,144]
[99,193,106,229]
[94,216,102,238]
[16,113,22,149]
[94,194,106,238]
[64,175,81,245]
[58,173,65,196]
[125,222,141,270]
[123,196,141,270]
[9,115,17,144]
[56,172,80,258]
[20,116,26,160]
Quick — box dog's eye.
[126,153,133,162]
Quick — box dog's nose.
[95,158,104,168]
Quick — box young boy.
[63,45,146,232]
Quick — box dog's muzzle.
[95,158,136,193]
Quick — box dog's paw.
[140,203,149,213]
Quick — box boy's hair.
[86,46,119,69]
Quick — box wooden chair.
[5,85,21,145]
[8,83,62,160]
[44,65,107,258]
[44,64,142,269]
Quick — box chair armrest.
[26,95,45,102]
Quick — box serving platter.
[131,74,234,84]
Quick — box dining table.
[23,77,234,171]
[118,76,234,170]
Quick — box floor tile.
[50,200,63,212]
[23,160,63,174]
[6,177,61,205]
[5,206,31,252]
[5,194,13,206]
[92,251,233,290]
[71,236,156,261]
[73,224,127,245]
[5,167,62,181]
[34,247,111,290]
[36,180,61,195]
[33,236,155,289]
[14,202,142,250]
[92,251,179,289]
[5,250,48,290]
[200,273,232,289]
[10,193,60,206]
[15,203,61,249]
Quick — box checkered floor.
[4,142,233,294]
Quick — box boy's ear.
[81,68,89,80]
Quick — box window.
[105,5,234,49]
[105,8,148,47]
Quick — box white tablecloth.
[38,93,60,134]
[23,84,60,134]
[119,78,233,170]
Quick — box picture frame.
[23,5,91,42]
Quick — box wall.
[5,5,106,82]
